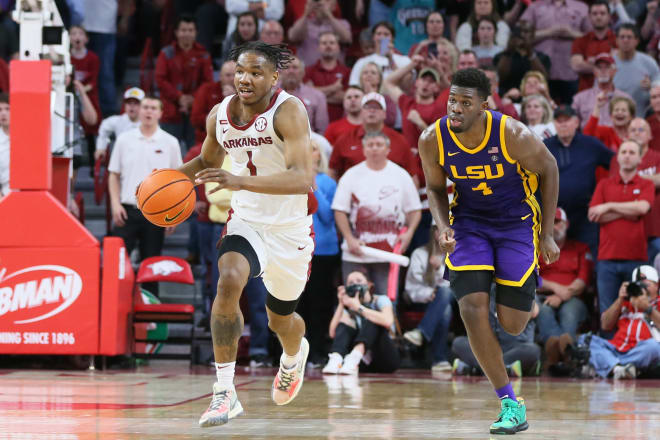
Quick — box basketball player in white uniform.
[178,42,316,427]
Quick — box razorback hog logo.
[0,265,83,324]
[148,260,184,276]
[223,137,273,149]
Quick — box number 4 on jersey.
[472,182,493,196]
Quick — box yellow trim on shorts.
[445,254,495,272]
[499,114,516,164]
[447,110,492,154]
[435,119,445,166]
[495,163,541,287]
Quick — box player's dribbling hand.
[195,168,242,192]
[540,234,560,264]
[437,227,456,254]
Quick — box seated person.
[322,270,399,375]
[536,208,592,371]
[402,224,454,373]
[452,287,540,377]
[576,265,660,379]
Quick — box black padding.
[217,234,261,279]
[449,269,493,300]
[266,293,300,316]
[495,273,537,312]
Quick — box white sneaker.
[198,383,243,427]
[613,363,636,380]
[322,352,343,374]
[338,352,361,375]
[403,328,423,346]
[431,361,452,373]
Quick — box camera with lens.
[345,284,368,300]
[626,280,647,298]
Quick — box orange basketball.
[136,169,196,227]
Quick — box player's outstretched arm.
[504,117,560,264]
[178,104,226,182]
[418,123,455,254]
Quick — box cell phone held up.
[428,42,438,57]
[379,37,390,56]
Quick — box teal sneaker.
[489,397,528,435]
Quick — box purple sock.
[495,383,517,402]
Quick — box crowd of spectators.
[1,0,660,378]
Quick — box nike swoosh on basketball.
[222,128,229,133]
[297,246,306,250]
[448,151,460,156]
[165,206,187,223]
[521,214,531,221]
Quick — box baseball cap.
[555,207,567,222]
[632,265,659,283]
[553,105,577,119]
[419,67,440,83]
[594,53,615,66]
[123,87,145,101]
[361,92,386,109]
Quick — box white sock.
[215,361,235,389]
[281,350,300,370]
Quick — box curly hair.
[229,41,294,71]
[451,68,491,100]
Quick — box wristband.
[358,305,366,316]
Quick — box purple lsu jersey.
[436,110,540,287]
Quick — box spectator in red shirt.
[577,265,660,379]
[70,25,102,162]
[304,32,351,123]
[647,83,660,152]
[382,56,443,158]
[324,85,364,146]
[589,140,655,315]
[328,92,417,182]
[537,207,592,370]
[583,95,635,152]
[611,118,660,262]
[280,56,329,134]
[191,60,236,144]
[155,14,214,150]
[570,0,617,92]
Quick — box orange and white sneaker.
[199,383,243,427]
[271,337,309,406]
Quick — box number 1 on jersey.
[472,182,493,196]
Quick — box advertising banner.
[0,248,100,354]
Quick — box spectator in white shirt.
[521,94,557,140]
[108,96,183,295]
[0,93,9,197]
[94,87,144,161]
[332,131,422,295]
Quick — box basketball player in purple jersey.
[419,68,560,435]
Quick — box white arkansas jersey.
[216,89,314,226]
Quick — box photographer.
[576,265,660,379]
[322,271,399,375]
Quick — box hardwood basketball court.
[1,362,658,439]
